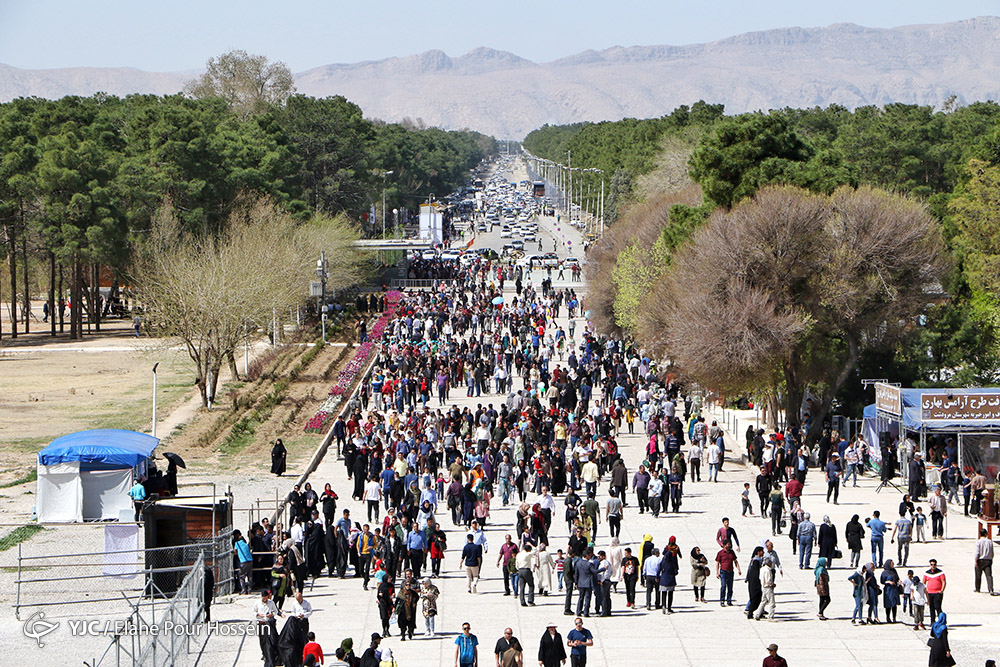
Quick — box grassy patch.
[0,525,44,552]
[0,469,37,488]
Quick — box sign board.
[874,382,902,416]
[419,203,442,245]
[310,281,323,297]
[920,392,1000,423]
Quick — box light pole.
[151,363,159,438]
[393,208,399,239]
[381,171,394,238]
[316,252,328,345]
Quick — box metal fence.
[15,527,234,620]
[91,553,212,667]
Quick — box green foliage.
[662,204,713,251]
[0,525,44,551]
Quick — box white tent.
[36,429,158,523]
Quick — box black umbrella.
[163,452,186,469]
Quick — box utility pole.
[599,176,605,237]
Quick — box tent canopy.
[38,429,158,470]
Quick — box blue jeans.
[798,539,813,568]
[852,594,864,621]
[844,463,858,486]
[719,570,734,604]
[871,537,884,567]
[709,463,719,482]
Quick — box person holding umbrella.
[163,452,185,496]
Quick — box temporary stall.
[871,383,1000,480]
[36,429,158,523]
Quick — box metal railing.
[15,527,234,620]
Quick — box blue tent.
[37,430,158,522]
[38,429,158,470]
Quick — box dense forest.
[527,100,1000,419]
[0,91,496,339]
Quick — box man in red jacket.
[762,643,788,667]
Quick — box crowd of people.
[229,172,992,667]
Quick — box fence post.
[16,542,21,620]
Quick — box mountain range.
[2,17,999,138]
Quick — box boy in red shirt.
[303,632,324,665]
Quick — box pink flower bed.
[304,290,402,432]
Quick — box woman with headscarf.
[639,534,654,568]
[814,557,830,620]
[928,612,956,666]
[880,559,902,624]
[657,536,682,613]
[305,519,326,580]
[848,564,868,625]
[460,482,477,528]
[536,543,555,595]
[531,503,549,546]
[420,577,440,637]
[564,488,581,533]
[745,546,764,618]
[818,515,838,567]
[340,638,359,667]
[377,574,395,637]
[378,646,398,667]
[690,546,709,603]
[271,439,287,476]
[845,514,865,569]
[321,483,339,528]
[863,562,881,624]
[271,554,290,610]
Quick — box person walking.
[930,486,947,540]
[566,617,593,667]
[690,546,709,603]
[537,623,567,667]
[643,547,661,609]
[880,560,902,624]
[716,540,741,606]
[622,547,640,608]
[975,528,996,594]
[745,546,764,619]
[271,439,287,476]
[420,577,440,637]
[797,512,817,569]
[818,515,838,568]
[516,543,536,607]
[825,453,841,504]
[815,557,831,620]
[753,553,776,621]
[927,612,956,667]
[460,533,483,594]
[762,644,788,667]
[924,559,947,621]
[769,483,785,536]
[849,564,868,625]
[377,574,395,637]
[657,537,681,614]
[868,511,887,568]
[863,562,881,624]
[845,514,865,569]
[495,628,521,667]
[455,623,479,667]
[605,494,623,538]
[911,571,928,630]
[891,510,914,567]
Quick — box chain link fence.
[15,527,234,620]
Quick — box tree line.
[0,54,497,340]
[529,99,1000,437]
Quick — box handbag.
[779,520,787,529]
[833,549,843,559]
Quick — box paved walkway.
[220,165,1000,667]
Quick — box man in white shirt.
[289,591,313,634]
[707,441,722,483]
[537,487,557,529]
[364,476,383,522]
[581,457,600,498]
[291,518,305,547]
[253,590,283,661]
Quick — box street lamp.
[393,208,399,239]
[381,171,394,238]
[151,363,159,438]
[316,252,328,344]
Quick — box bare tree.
[642,185,946,442]
[185,50,295,118]
[133,198,361,406]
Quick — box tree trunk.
[805,332,860,446]
[70,260,81,340]
[48,252,56,336]
[21,234,29,334]
[58,264,65,333]
[6,225,17,338]
[228,349,240,382]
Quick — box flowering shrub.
[305,291,402,432]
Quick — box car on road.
[512,239,524,250]
[477,224,487,232]
[563,256,582,268]
[421,249,437,261]
[440,250,461,262]
[539,253,560,267]
[524,232,536,242]
[499,229,511,238]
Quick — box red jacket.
[303,641,324,664]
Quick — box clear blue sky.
[0,1,996,72]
